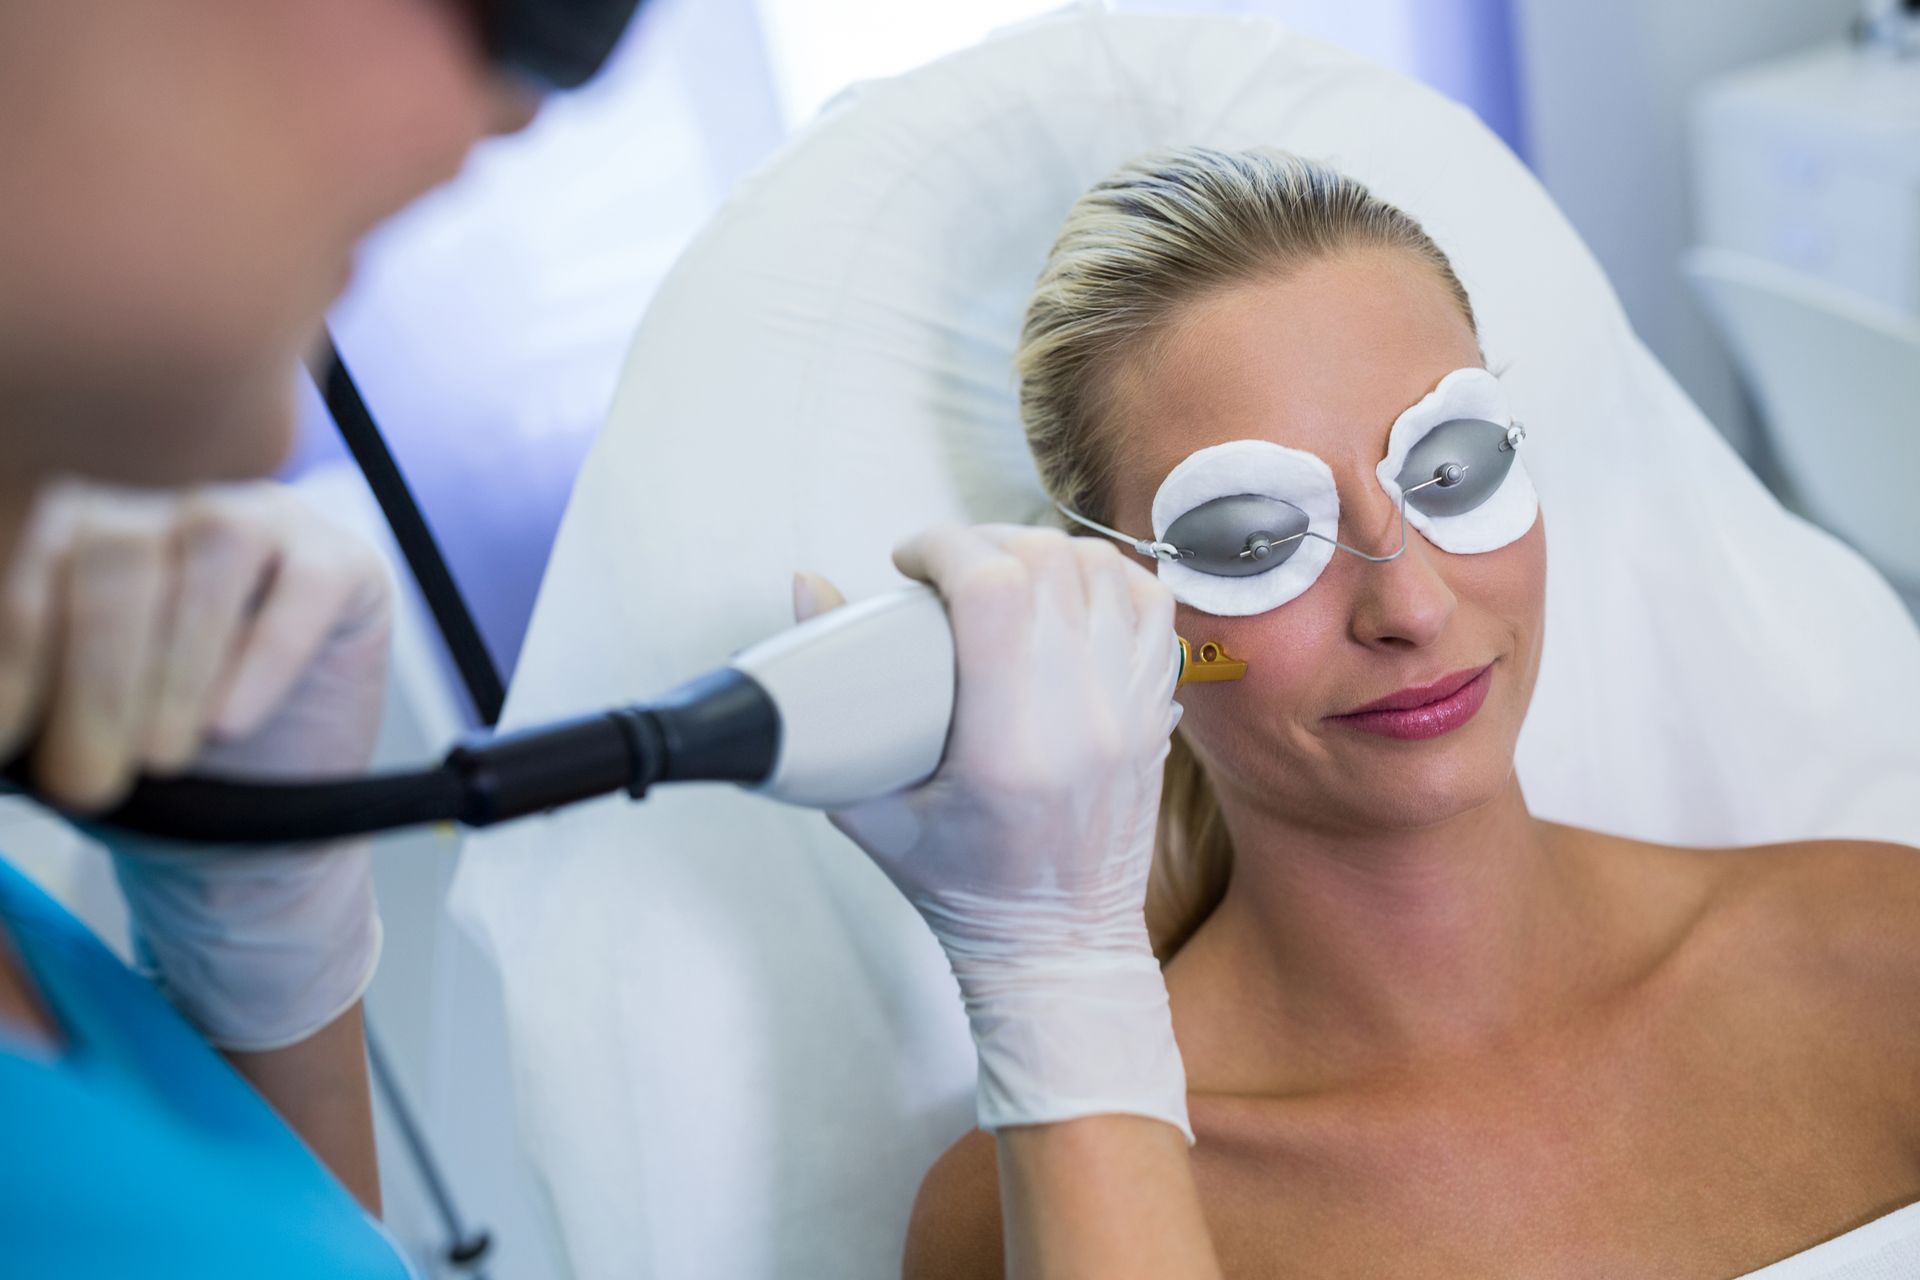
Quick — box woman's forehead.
[1111,251,1482,483]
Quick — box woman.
[902,146,1920,1278]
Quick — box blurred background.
[8,1,1915,1275]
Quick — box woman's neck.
[1169,774,1607,1092]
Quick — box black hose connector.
[446,713,644,827]
[645,667,781,788]
[443,667,780,825]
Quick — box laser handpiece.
[1,585,1223,845]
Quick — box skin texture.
[0,0,534,1216]
[0,0,532,487]
[996,1117,1219,1280]
[903,250,1920,1278]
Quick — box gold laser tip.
[1177,635,1249,685]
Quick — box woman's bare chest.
[1185,1038,1919,1279]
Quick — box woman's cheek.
[1184,585,1338,657]
[1434,521,1545,741]
[1457,518,1547,659]
[1514,516,1548,626]
[1174,599,1332,740]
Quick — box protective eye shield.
[469,0,648,91]
[1058,367,1538,616]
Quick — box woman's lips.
[1326,664,1493,741]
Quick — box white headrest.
[453,9,1920,1277]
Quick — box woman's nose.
[1342,496,1456,650]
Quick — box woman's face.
[0,0,534,486]
[1101,249,1546,834]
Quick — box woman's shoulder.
[1575,826,1920,1134]
[1570,823,1920,945]
[1565,823,1920,1024]
[1696,834,1920,944]
[1668,833,1920,1043]
[903,1128,1005,1280]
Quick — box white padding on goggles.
[1055,367,1536,617]
[1376,366,1537,555]
[1148,440,1339,616]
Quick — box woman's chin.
[1315,733,1517,830]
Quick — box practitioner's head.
[0,0,538,491]
[1017,147,1546,958]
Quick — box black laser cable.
[312,332,506,728]
[0,666,782,845]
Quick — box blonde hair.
[1014,145,1479,962]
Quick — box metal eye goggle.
[1058,417,1525,576]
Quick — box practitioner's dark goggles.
[463,0,648,91]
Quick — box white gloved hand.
[794,523,1191,1141]
[0,479,392,1051]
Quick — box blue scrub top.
[0,854,413,1278]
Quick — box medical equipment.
[1058,366,1536,615]
[8,323,1211,845]
[1378,367,1538,553]
[447,11,1920,1278]
[2,586,1197,843]
[819,532,1192,1144]
[1180,641,1248,682]
[1687,37,1920,595]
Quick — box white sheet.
[1737,1201,1920,1279]
[450,8,1920,1277]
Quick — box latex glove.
[0,478,392,1050]
[793,524,1191,1140]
